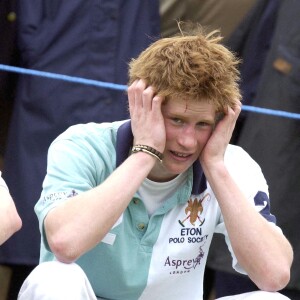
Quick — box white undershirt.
[138,172,188,216]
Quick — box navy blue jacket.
[207,0,300,290]
[237,0,300,289]
[0,0,160,265]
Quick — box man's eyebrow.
[197,119,215,125]
[167,111,215,124]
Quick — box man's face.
[148,96,216,182]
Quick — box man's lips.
[170,150,192,159]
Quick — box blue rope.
[242,105,300,120]
[1,63,300,120]
[0,64,127,91]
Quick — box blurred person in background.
[0,0,19,169]
[0,1,160,299]
[206,0,300,299]
[159,0,257,40]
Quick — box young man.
[0,171,22,245]
[18,26,293,300]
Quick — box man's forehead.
[163,96,216,114]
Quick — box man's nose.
[177,126,197,149]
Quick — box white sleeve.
[215,145,279,274]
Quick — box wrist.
[201,160,227,180]
[131,144,163,163]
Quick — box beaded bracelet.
[131,144,163,163]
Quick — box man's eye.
[172,118,183,124]
[197,122,210,127]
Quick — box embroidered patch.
[178,193,210,227]
[42,189,78,204]
[42,191,68,204]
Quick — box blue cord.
[1,63,300,120]
[0,64,127,91]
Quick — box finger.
[234,103,242,119]
[142,86,156,111]
[226,105,241,137]
[151,94,164,115]
[134,79,147,108]
[214,106,236,138]
[128,80,139,115]
[226,104,240,120]
[229,104,242,128]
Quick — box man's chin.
[164,164,190,177]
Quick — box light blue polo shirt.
[35,120,277,300]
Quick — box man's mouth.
[170,151,191,158]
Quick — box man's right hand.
[128,79,166,153]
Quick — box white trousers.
[18,261,290,300]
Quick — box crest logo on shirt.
[178,193,210,227]
[164,193,211,275]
